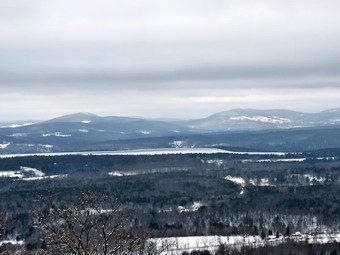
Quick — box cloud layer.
[0,0,340,120]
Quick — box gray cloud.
[0,0,340,120]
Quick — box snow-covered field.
[0,148,288,158]
[230,116,291,124]
[149,233,340,255]
[41,132,72,137]
[0,240,25,246]
[0,123,34,129]
[0,142,11,149]
[0,166,66,181]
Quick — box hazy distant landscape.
[1,0,340,254]
[2,108,340,155]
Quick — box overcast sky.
[1,0,340,120]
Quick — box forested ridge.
[0,149,339,253]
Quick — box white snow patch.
[81,120,91,124]
[148,235,261,255]
[224,176,245,185]
[0,166,45,179]
[42,132,72,137]
[9,133,27,137]
[224,176,246,194]
[178,202,204,213]
[303,174,326,184]
[0,166,68,181]
[0,142,10,149]
[139,130,152,134]
[0,123,34,128]
[316,157,336,160]
[0,240,25,246]
[230,116,291,124]
[0,171,23,178]
[78,129,89,133]
[20,166,45,177]
[0,148,287,159]
[149,233,340,255]
[108,171,137,177]
[252,158,306,163]
[249,178,271,186]
[205,159,224,166]
[39,144,54,148]
[21,174,67,181]
[170,141,184,148]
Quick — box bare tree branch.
[36,191,148,255]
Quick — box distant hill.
[83,126,340,152]
[184,108,340,131]
[1,109,340,153]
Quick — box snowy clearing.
[0,166,66,181]
[0,240,25,246]
[149,233,340,255]
[170,141,184,148]
[0,142,10,149]
[249,178,271,186]
[41,132,72,137]
[0,171,23,178]
[178,202,204,213]
[229,116,291,124]
[108,171,137,177]
[139,130,152,134]
[0,123,34,128]
[242,158,306,163]
[21,174,67,181]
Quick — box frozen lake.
[0,148,286,158]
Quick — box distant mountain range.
[184,108,340,131]
[1,108,340,153]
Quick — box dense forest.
[0,149,339,253]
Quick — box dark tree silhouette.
[37,192,146,255]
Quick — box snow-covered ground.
[230,116,291,124]
[21,174,67,181]
[0,171,23,178]
[81,120,92,124]
[0,240,25,246]
[108,171,137,177]
[41,132,72,137]
[0,142,11,149]
[139,130,152,134]
[0,123,34,128]
[178,202,204,213]
[242,157,337,163]
[242,158,306,163]
[149,233,340,255]
[170,141,184,148]
[0,166,66,181]
[205,159,224,166]
[249,178,271,186]
[0,148,287,158]
[303,174,326,184]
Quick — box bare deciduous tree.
[37,192,146,255]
